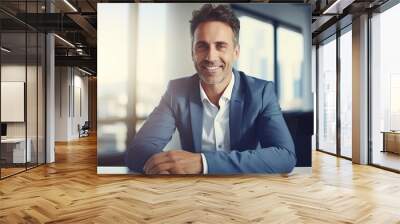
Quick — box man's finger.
[169,166,185,175]
[144,152,170,173]
[145,151,184,173]
[148,161,175,175]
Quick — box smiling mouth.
[202,65,223,73]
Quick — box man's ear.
[234,44,240,59]
[191,42,195,59]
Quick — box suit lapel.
[189,70,244,152]
[230,70,244,150]
[189,75,203,153]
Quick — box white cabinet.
[1,138,32,163]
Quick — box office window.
[317,37,337,155]
[237,16,307,111]
[97,4,137,165]
[136,4,167,122]
[277,27,304,110]
[390,75,400,129]
[371,3,400,171]
[237,15,274,82]
[339,29,352,158]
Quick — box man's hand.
[143,150,203,175]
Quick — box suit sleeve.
[125,82,177,172]
[202,82,296,174]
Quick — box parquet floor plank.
[1,135,400,223]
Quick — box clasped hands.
[143,150,203,175]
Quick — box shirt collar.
[199,71,235,104]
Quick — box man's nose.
[205,46,218,62]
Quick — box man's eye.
[196,44,207,50]
[217,44,227,50]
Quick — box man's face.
[192,21,240,85]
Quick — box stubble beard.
[196,64,229,86]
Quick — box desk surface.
[1,138,28,143]
[381,131,400,134]
[96,166,312,175]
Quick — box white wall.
[72,73,89,138]
[55,66,68,141]
[1,65,36,138]
[55,67,89,141]
[1,63,46,163]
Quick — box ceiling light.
[78,67,93,76]
[1,47,11,53]
[322,0,353,15]
[63,0,78,12]
[54,34,75,48]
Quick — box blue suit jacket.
[125,69,296,174]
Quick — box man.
[125,4,296,174]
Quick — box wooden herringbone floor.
[1,135,400,224]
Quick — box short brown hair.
[190,4,240,45]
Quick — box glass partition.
[1,31,28,177]
[317,36,337,155]
[0,1,46,179]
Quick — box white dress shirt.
[199,72,235,174]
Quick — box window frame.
[232,4,303,102]
[315,23,353,161]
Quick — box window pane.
[136,4,167,120]
[318,37,337,154]
[340,29,352,158]
[277,27,304,110]
[371,4,400,171]
[97,4,137,166]
[237,16,274,82]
